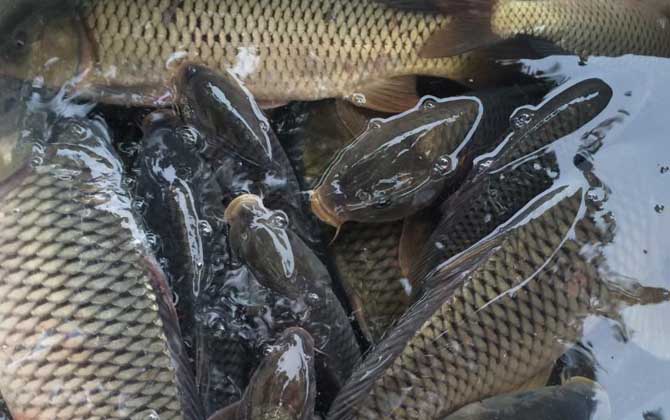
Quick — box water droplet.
[432,155,453,177]
[368,119,382,130]
[655,204,665,214]
[145,233,160,250]
[133,199,147,213]
[351,93,366,105]
[270,211,289,229]
[373,195,391,209]
[511,109,535,128]
[355,190,371,202]
[178,126,200,148]
[71,122,88,140]
[198,220,213,237]
[476,158,494,173]
[176,166,193,180]
[422,98,436,110]
[30,155,43,167]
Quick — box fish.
[175,63,322,252]
[134,110,251,414]
[327,185,669,419]
[332,221,411,343]
[311,96,482,227]
[0,111,203,418]
[442,377,610,420]
[0,0,512,112]
[382,0,670,59]
[209,327,317,420]
[411,78,614,285]
[311,84,547,227]
[273,99,388,189]
[224,194,362,391]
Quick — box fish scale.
[491,0,670,58]
[81,0,489,106]
[328,189,630,419]
[0,115,202,419]
[333,222,409,342]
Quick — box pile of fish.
[0,0,669,419]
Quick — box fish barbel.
[0,113,202,418]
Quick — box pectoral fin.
[347,76,419,113]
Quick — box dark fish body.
[311,84,547,228]
[0,115,202,419]
[210,328,317,420]
[442,377,610,420]
[311,96,482,227]
[411,78,614,284]
[176,63,322,252]
[224,195,361,390]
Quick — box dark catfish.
[224,194,361,389]
[175,63,321,250]
[210,327,317,420]
[411,78,614,285]
[311,85,547,227]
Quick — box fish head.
[241,327,316,420]
[175,63,274,161]
[311,97,482,226]
[225,194,302,297]
[0,7,88,89]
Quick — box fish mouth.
[224,194,263,222]
[310,188,343,228]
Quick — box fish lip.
[310,188,343,228]
[224,193,263,222]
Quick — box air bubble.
[355,190,371,202]
[655,204,665,214]
[306,293,320,305]
[198,220,213,237]
[422,98,437,110]
[510,109,535,128]
[178,126,200,148]
[259,120,270,132]
[270,211,289,229]
[432,155,453,177]
[133,199,147,213]
[368,119,382,130]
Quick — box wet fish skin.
[0,115,202,419]
[311,96,482,227]
[2,0,505,111]
[409,0,670,59]
[328,189,612,419]
[332,222,409,343]
[209,328,317,420]
[442,377,610,420]
[411,78,614,285]
[176,63,322,251]
[224,194,361,388]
